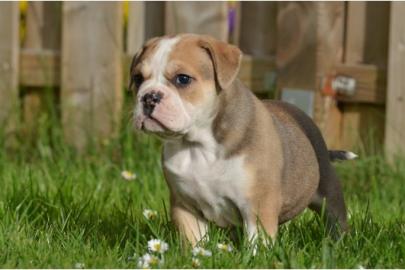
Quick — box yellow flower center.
[149,256,159,265]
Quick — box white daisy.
[191,257,201,268]
[217,242,233,252]
[137,253,160,269]
[137,260,149,269]
[74,262,85,269]
[192,246,212,257]
[147,239,169,254]
[121,170,137,181]
[143,209,158,220]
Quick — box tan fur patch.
[166,35,217,105]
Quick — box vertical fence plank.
[341,2,389,151]
[385,2,405,159]
[144,2,165,40]
[239,2,276,96]
[0,2,19,141]
[344,2,366,65]
[61,2,123,151]
[239,2,277,57]
[23,2,61,138]
[165,2,228,41]
[127,2,164,54]
[25,2,61,50]
[276,2,345,148]
[315,3,345,149]
[127,1,145,55]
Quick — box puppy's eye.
[175,74,192,87]
[132,74,144,88]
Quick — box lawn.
[0,105,404,268]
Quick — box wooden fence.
[0,2,404,158]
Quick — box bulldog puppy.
[129,34,356,246]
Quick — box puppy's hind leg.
[309,164,349,235]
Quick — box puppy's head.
[129,34,242,139]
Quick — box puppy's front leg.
[171,204,208,246]
[245,212,278,255]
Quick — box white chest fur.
[163,140,249,227]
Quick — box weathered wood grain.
[20,50,60,87]
[23,2,61,138]
[61,2,123,151]
[385,2,405,159]
[127,2,145,55]
[144,2,165,40]
[0,2,20,141]
[22,52,275,95]
[334,64,386,104]
[276,2,345,149]
[239,2,277,57]
[165,2,228,41]
[341,2,389,150]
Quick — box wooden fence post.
[127,2,145,55]
[385,2,405,159]
[127,2,165,55]
[0,2,19,143]
[23,2,61,138]
[239,2,277,58]
[340,2,389,152]
[165,2,229,41]
[276,2,345,148]
[239,2,277,96]
[61,2,123,151]
[144,2,165,40]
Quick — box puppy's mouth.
[138,114,165,130]
[138,115,183,139]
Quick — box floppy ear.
[198,36,242,90]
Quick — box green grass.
[0,103,404,268]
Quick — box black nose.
[142,91,163,116]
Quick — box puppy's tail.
[329,150,358,162]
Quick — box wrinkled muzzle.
[134,86,191,136]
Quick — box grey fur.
[263,100,350,232]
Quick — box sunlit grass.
[0,99,404,268]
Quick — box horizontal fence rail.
[19,50,276,94]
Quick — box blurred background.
[0,1,404,158]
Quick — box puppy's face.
[129,34,242,139]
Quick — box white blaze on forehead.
[148,36,181,84]
[134,36,193,134]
